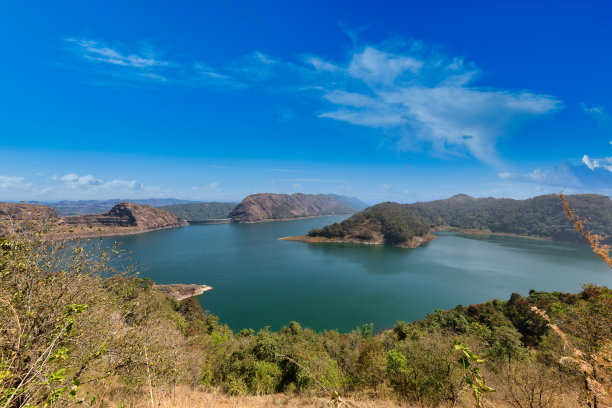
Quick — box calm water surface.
[104,216,611,332]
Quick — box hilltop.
[228,193,367,223]
[303,193,612,247]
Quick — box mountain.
[228,193,366,223]
[160,202,237,221]
[0,202,59,235]
[60,202,188,237]
[306,194,612,247]
[28,198,195,216]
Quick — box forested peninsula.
[303,193,612,247]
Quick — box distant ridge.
[161,202,237,221]
[27,198,195,217]
[229,193,367,223]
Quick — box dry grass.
[106,386,407,408]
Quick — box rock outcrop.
[154,284,213,301]
[61,202,188,235]
[0,203,59,234]
[229,193,365,223]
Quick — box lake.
[104,216,612,333]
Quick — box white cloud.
[498,157,612,193]
[581,102,609,121]
[347,46,423,86]
[65,38,168,69]
[308,42,562,164]
[0,175,32,190]
[582,155,612,172]
[63,36,562,164]
[60,173,103,187]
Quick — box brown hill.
[228,193,363,223]
[0,202,59,235]
[59,202,188,237]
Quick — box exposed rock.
[154,284,213,301]
[229,193,365,223]
[0,203,59,234]
[62,201,188,230]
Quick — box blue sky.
[1,0,611,203]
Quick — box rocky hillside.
[228,193,366,223]
[60,202,188,236]
[0,202,59,234]
[306,193,612,247]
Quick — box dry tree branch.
[560,192,612,269]
[531,306,611,407]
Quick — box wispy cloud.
[498,156,612,193]
[0,175,32,190]
[302,42,562,164]
[65,38,168,68]
[581,102,609,121]
[64,37,242,87]
[63,36,562,164]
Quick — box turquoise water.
[103,216,611,332]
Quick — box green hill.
[308,193,612,246]
[160,202,237,221]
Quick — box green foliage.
[310,193,612,245]
[160,202,237,221]
[454,340,495,407]
[309,202,430,245]
[2,217,609,406]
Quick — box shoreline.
[433,226,553,242]
[49,223,188,240]
[279,233,437,249]
[231,213,353,224]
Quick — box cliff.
[0,202,59,235]
[228,193,366,223]
[59,202,188,237]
